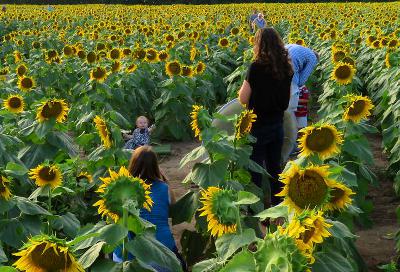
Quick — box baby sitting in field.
[124,116,155,150]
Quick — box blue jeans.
[250,122,284,206]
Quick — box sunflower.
[4,94,24,113]
[46,49,58,62]
[36,98,69,123]
[190,105,205,140]
[234,109,257,140]
[165,61,181,77]
[63,45,74,57]
[122,48,132,57]
[195,61,206,74]
[109,48,122,60]
[29,164,63,188]
[277,163,336,213]
[388,39,398,49]
[181,65,194,77]
[298,123,343,159]
[218,37,229,47]
[280,210,332,260]
[371,40,381,49]
[145,48,159,62]
[331,62,355,85]
[76,171,93,183]
[198,187,237,237]
[134,48,146,60]
[343,95,374,123]
[86,51,97,64]
[14,51,22,63]
[126,63,137,73]
[90,66,108,82]
[111,61,122,73]
[342,56,355,67]
[0,175,12,200]
[13,234,84,272]
[295,38,306,46]
[77,50,86,59]
[332,50,346,63]
[158,50,169,61]
[190,47,197,62]
[93,166,153,222]
[16,64,28,77]
[230,27,239,35]
[326,181,354,211]
[94,115,112,149]
[96,42,106,51]
[18,76,35,92]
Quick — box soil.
[158,135,399,271]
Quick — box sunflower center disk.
[21,78,33,88]
[38,167,57,182]
[9,97,22,108]
[288,170,328,209]
[30,243,72,271]
[348,100,366,116]
[302,227,316,244]
[335,65,351,79]
[330,187,345,203]
[305,128,334,152]
[41,102,63,119]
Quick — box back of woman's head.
[253,27,293,80]
[128,145,163,182]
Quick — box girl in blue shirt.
[113,145,185,271]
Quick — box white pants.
[288,81,300,112]
[296,116,308,129]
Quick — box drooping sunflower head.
[16,64,28,77]
[46,49,58,61]
[13,234,84,272]
[126,63,137,73]
[18,76,36,92]
[94,115,112,149]
[76,171,93,183]
[165,60,181,77]
[326,181,354,211]
[29,164,63,188]
[145,48,159,62]
[277,163,335,213]
[342,56,355,67]
[90,66,108,82]
[111,61,122,73]
[198,187,237,237]
[181,65,194,77]
[298,123,343,159]
[331,50,346,63]
[134,48,146,60]
[63,45,74,57]
[331,62,356,85]
[86,51,97,64]
[218,37,229,48]
[36,99,69,123]
[158,50,169,62]
[94,166,153,222]
[190,104,212,140]
[343,95,374,123]
[235,109,257,140]
[3,94,24,114]
[0,175,12,201]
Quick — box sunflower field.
[0,2,399,272]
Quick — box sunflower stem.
[47,187,52,235]
[122,207,128,261]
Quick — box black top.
[245,61,292,126]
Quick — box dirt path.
[355,134,399,271]
[159,136,399,270]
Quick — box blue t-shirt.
[113,180,176,263]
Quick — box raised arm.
[298,49,318,86]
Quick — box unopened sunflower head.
[298,123,343,159]
[198,186,237,237]
[93,166,153,222]
[343,95,374,123]
[235,109,257,140]
[277,163,337,213]
[13,234,84,272]
[93,115,112,149]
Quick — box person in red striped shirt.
[295,85,310,129]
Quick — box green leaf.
[192,258,220,272]
[312,247,354,272]
[189,160,229,188]
[126,215,154,235]
[255,205,288,221]
[0,244,8,263]
[0,266,18,272]
[52,186,75,196]
[53,212,80,237]
[78,241,106,269]
[216,228,257,261]
[126,231,182,272]
[234,191,260,205]
[28,186,50,200]
[170,191,199,225]
[15,197,51,215]
[220,250,256,272]
[180,146,207,168]
[5,162,28,176]
[0,198,16,214]
[326,220,356,239]
[99,223,128,246]
[90,259,123,272]
[35,119,55,138]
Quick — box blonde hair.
[136,115,149,125]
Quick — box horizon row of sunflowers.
[0,2,399,272]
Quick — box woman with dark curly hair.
[238,27,293,208]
